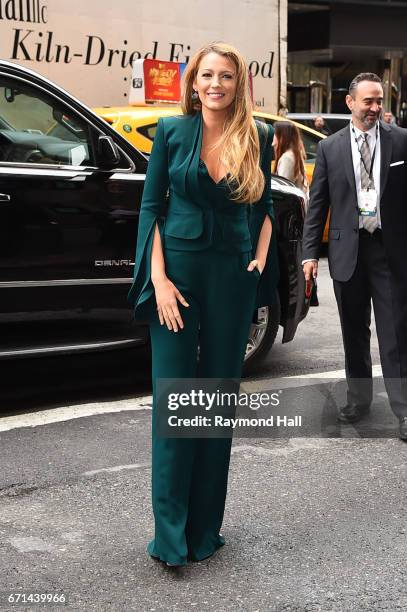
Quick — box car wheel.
[243,292,281,375]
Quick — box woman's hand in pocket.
[247,259,264,275]
[152,276,189,332]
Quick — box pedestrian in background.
[383,110,395,124]
[313,115,330,136]
[273,121,318,304]
[128,41,277,566]
[273,121,309,197]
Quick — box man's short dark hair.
[349,73,382,98]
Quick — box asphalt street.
[1,258,406,612]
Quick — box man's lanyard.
[351,122,379,188]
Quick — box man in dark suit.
[302,72,407,440]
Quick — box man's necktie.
[360,133,378,233]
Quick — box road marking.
[0,365,384,433]
[83,463,150,476]
[9,537,54,553]
[232,439,333,457]
[282,364,383,379]
[0,396,152,433]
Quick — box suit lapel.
[340,127,357,196]
[184,112,203,200]
[379,121,392,199]
[169,112,206,207]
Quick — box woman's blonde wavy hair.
[181,42,266,204]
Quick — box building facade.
[288,0,407,120]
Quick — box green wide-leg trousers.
[147,248,259,565]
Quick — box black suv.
[0,61,309,373]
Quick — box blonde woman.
[128,42,278,567]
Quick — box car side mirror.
[98,135,120,168]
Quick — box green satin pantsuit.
[128,112,278,565]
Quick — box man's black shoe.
[337,405,370,423]
[399,417,407,441]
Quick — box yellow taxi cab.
[252,111,325,187]
[93,105,324,180]
[93,104,328,241]
[93,105,184,154]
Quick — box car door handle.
[0,193,11,202]
[66,173,91,182]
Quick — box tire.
[243,292,281,376]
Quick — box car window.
[0,78,94,166]
[325,118,350,133]
[136,122,157,143]
[288,116,350,135]
[299,131,319,161]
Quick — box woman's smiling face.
[193,52,237,113]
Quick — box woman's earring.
[192,89,199,103]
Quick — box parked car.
[93,105,325,187]
[0,61,309,373]
[287,113,351,135]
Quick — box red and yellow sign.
[144,59,181,102]
[130,59,183,105]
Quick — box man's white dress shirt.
[302,120,382,264]
[350,121,381,229]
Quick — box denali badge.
[95,260,134,266]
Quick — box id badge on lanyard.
[352,122,379,217]
[359,188,377,217]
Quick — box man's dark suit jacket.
[302,120,407,373]
[302,120,407,283]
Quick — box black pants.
[333,229,407,418]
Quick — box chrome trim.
[271,177,305,199]
[0,166,93,178]
[109,173,146,181]
[0,160,96,172]
[0,338,144,359]
[0,278,133,288]
[0,161,136,176]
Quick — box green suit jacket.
[128,112,279,320]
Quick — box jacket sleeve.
[301,139,330,261]
[250,122,279,308]
[127,118,169,319]
[250,123,275,239]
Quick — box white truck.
[0,0,287,112]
